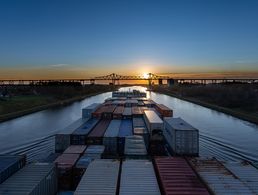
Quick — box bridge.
[0,73,257,86]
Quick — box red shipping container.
[87,119,111,144]
[113,106,124,119]
[154,157,210,195]
[155,104,173,117]
[54,153,80,190]
[102,105,116,119]
[63,145,87,155]
[92,105,106,118]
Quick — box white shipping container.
[82,103,101,118]
[0,163,57,195]
[120,160,161,195]
[55,118,89,152]
[124,136,147,158]
[143,110,163,134]
[164,117,199,156]
[103,120,121,155]
[74,159,120,195]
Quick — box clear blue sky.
[0,0,258,78]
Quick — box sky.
[0,0,258,79]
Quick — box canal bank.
[152,88,258,125]
[0,90,116,123]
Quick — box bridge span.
[0,73,257,86]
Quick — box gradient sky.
[0,0,258,79]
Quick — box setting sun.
[143,73,149,79]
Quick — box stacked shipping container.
[82,103,101,118]
[87,119,111,144]
[118,119,133,155]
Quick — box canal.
[0,86,257,162]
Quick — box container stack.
[189,158,254,194]
[86,119,111,145]
[155,104,173,118]
[74,159,120,195]
[113,106,124,119]
[84,145,105,159]
[82,103,101,118]
[154,157,210,195]
[119,160,161,195]
[124,135,147,159]
[123,107,132,119]
[143,110,163,136]
[0,163,58,195]
[118,119,133,156]
[0,155,26,184]
[133,117,149,148]
[55,118,89,152]
[103,119,121,156]
[71,118,100,145]
[54,153,80,190]
[164,117,199,156]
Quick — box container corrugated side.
[102,105,116,119]
[155,104,173,118]
[55,118,89,152]
[87,119,111,145]
[74,159,120,195]
[133,117,145,127]
[82,103,101,118]
[118,119,133,155]
[0,163,57,195]
[120,160,160,195]
[154,157,210,195]
[54,153,80,190]
[71,118,100,145]
[113,106,124,119]
[103,120,121,155]
[222,161,258,193]
[63,145,87,155]
[189,158,254,194]
[164,117,199,156]
[0,155,26,184]
[124,136,147,158]
[143,110,163,134]
[40,153,60,163]
[84,145,105,159]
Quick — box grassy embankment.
[0,84,117,122]
[152,84,258,124]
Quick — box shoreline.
[152,89,258,125]
[0,91,111,123]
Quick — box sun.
[143,73,149,79]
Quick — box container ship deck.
[1,90,258,195]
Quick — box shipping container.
[139,106,148,113]
[120,160,161,195]
[125,99,138,107]
[91,105,106,118]
[82,103,101,118]
[74,159,120,195]
[113,106,124,119]
[0,155,26,184]
[155,104,173,118]
[132,106,143,117]
[222,161,258,193]
[55,118,89,152]
[71,118,99,145]
[143,100,155,107]
[164,117,199,156]
[73,155,93,188]
[124,136,147,158]
[112,100,125,106]
[40,153,60,163]
[154,157,210,195]
[87,119,110,144]
[57,191,74,195]
[63,145,87,155]
[102,105,116,119]
[138,100,145,106]
[133,127,149,149]
[133,117,146,127]
[103,120,121,155]
[143,110,163,135]
[84,145,105,159]
[54,153,80,190]
[189,158,254,194]
[118,119,133,155]
[252,162,258,170]
[149,140,167,156]
[123,107,132,118]
[0,163,57,195]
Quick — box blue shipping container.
[0,155,26,184]
[118,119,133,155]
[71,118,100,145]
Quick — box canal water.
[0,86,257,162]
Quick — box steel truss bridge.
[0,73,257,86]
